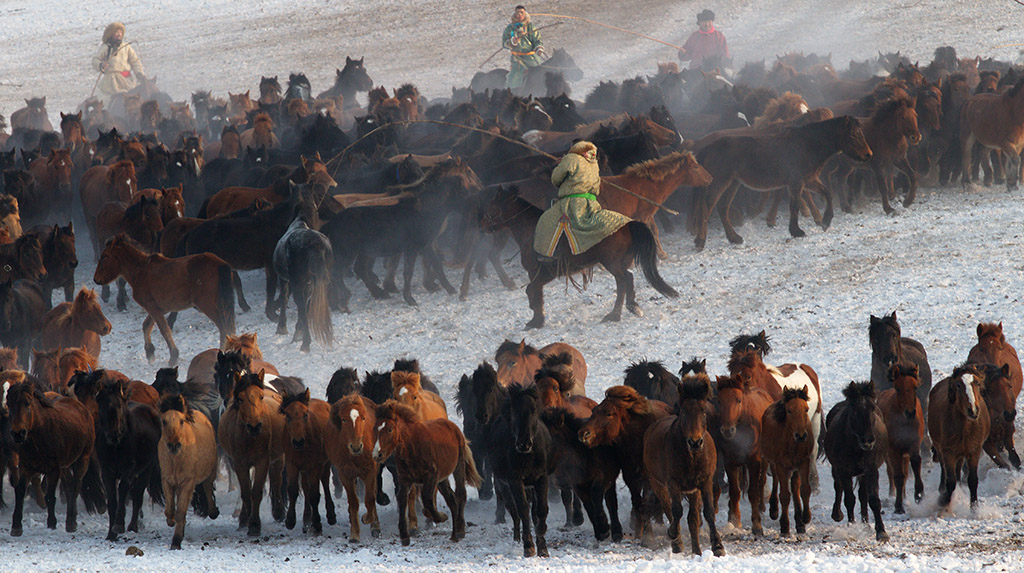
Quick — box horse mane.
[1008,76,1024,98]
[159,394,195,422]
[508,382,540,402]
[233,370,265,400]
[537,352,575,394]
[782,385,810,403]
[9,380,55,408]
[729,332,772,357]
[678,378,711,402]
[841,380,876,401]
[868,312,898,342]
[393,358,422,374]
[378,399,421,424]
[887,363,919,382]
[753,92,808,128]
[326,367,360,401]
[603,385,651,414]
[225,333,263,358]
[951,361,983,383]
[620,151,695,182]
[679,357,707,377]
[280,389,310,412]
[976,322,1004,342]
[396,84,420,100]
[391,371,421,393]
[870,95,914,125]
[727,349,762,375]
[495,339,539,361]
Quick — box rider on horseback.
[92,22,145,105]
[534,141,632,259]
[677,9,731,71]
[503,5,545,90]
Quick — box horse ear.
[346,56,353,64]
[303,388,311,403]
[256,369,265,381]
[977,323,985,338]
[887,364,899,382]
[890,310,897,322]
[118,380,129,400]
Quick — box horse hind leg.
[151,312,180,366]
[232,271,251,313]
[787,184,807,238]
[716,181,744,244]
[276,280,290,335]
[115,277,129,312]
[524,265,555,330]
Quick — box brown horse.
[493,339,588,396]
[6,381,95,536]
[27,149,74,223]
[0,348,18,371]
[690,115,872,250]
[961,77,1024,191]
[928,364,990,507]
[761,386,814,537]
[158,394,220,549]
[31,348,98,391]
[138,184,186,225]
[967,322,1023,397]
[536,376,595,419]
[372,400,482,546]
[96,196,164,310]
[203,155,336,219]
[93,234,236,366]
[643,378,725,556]
[974,363,1020,470]
[482,186,678,328]
[392,371,447,421]
[39,288,111,359]
[240,112,279,150]
[325,394,381,543]
[877,364,925,514]
[830,96,922,213]
[80,160,137,256]
[218,370,286,536]
[710,374,772,536]
[578,385,671,544]
[280,389,337,535]
[28,222,78,305]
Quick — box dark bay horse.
[482,186,678,329]
[94,235,235,366]
[960,76,1024,191]
[689,115,872,250]
[316,56,375,109]
[0,280,48,368]
[26,223,77,306]
[869,312,933,424]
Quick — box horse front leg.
[116,277,129,311]
[276,280,290,335]
[232,271,251,313]
[871,164,895,214]
[787,184,807,238]
[423,247,456,295]
[896,156,918,207]
[142,314,157,362]
[151,312,179,366]
[264,265,279,322]
[807,177,833,230]
[525,265,555,329]
[716,181,744,244]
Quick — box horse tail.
[147,462,165,506]
[307,245,333,347]
[80,456,107,514]
[628,221,678,299]
[216,263,236,336]
[461,436,484,490]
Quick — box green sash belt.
[561,193,597,201]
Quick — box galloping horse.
[482,186,678,329]
[80,160,137,257]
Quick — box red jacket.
[679,27,730,70]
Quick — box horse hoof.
[752,525,763,537]
[713,545,726,557]
[831,509,843,522]
[349,535,360,544]
[106,531,118,542]
[327,514,337,526]
[276,327,288,335]
[523,546,536,558]
[401,537,411,547]
[10,527,22,537]
[376,493,391,506]
[727,234,744,245]
[524,318,544,330]
[66,522,77,533]
[371,527,381,539]
[877,531,890,543]
[601,313,621,323]
[627,304,643,317]
[478,489,493,501]
[404,298,418,307]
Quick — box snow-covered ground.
[3,0,1024,571]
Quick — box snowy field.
[3,0,1024,571]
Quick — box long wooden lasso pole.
[324,118,680,216]
[529,13,685,52]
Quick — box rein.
[324,119,679,215]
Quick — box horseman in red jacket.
[677,9,731,71]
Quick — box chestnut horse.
[710,374,772,536]
[325,394,381,542]
[203,155,336,219]
[974,363,1021,469]
[158,394,220,550]
[218,370,286,536]
[644,378,725,556]
[761,386,814,537]
[31,348,98,391]
[372,400,482,546]
[689,115,872,250]
[493,339,588,396]
[391,371,447,421]
[40,287,112,359]
[967,322,1023,397]
[27,148,74,223]
[578,385,671,545]
[94,234,236,366]
[960,76,1024,191]
[95,196,164,310]
[280,389,337,535]
[6,381,95,536]
[482,186,678,328]
[928,364,990,508]
[877,364,925,514]
[80,160,137,257]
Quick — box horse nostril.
[905,410,916,420]
[794,432,807,443]
[70,260,79,268]
[12,429,27,443]
[1007,410,1017,422]
[721,426,736,439]
[687,438,703,450]
[247,423,262,436]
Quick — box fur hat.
[103,22,126,43]
[697,9,715,22]
[568,140,598,160]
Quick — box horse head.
[280,389,313,450]
[159,394,195,455]
[95,379,131,444]
[508,384,542,454]
[340,57,374,94]
[887,363,920,420]
[840,381,880,451]
[6,381,53,443]
[232,369,268,437]
[869,313,902,368]
[332,394,373,456]
[769,385,812,444]
[624,360,680,407]
[470,361,506,426]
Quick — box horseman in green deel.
[534,141,632,259]
[503,5,545,90]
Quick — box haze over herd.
[1,1,1024,570]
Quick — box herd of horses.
[0,313,1019,556]
[0,41,1021,557]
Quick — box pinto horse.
[325,394,381,542]
[761,386,814,537]
[493,339,588,395]
[372,400,481,547]
[960,76,1024,191]
[94,234,236,366]
[644,378,725,556]
[928,364,990,508]
[482,186,678,329]
[690,115,872,250]
[6,381,95,536]
[710,374,772,536]
[878,364,925,514]
[158,394,220,549]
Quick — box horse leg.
[967,456,981,507]
[531,476,550,557]
[127,471,148,532]
[1002,145,1021,191]
[355,256,390,299]
[830,473,844,522]
[787,184,807,238]
[151,312,179,366]
[171,481,194,550]
[716,181,744,244]
[292,280,312,352]
[420,479,447,523]
[142,315,157,362]
[401,251,418,306]
[725,464,741,528]
[43,470,59,529]
[101,282,111,303]
[395,480,412,546]
[276,280,290,335]
[264,266,279,322]
[424,247,456,295]
[807,178,834,230]
[896,156,918,207]
[490,233,517,290]
[332,263,352,314]
[558,482,574,528]
[865,467,887,541]
[602,270,628,323]
[436,479,463,541]
[748,459,763,536]
[303,471,323,535]
[603,486,623,542]
[234,464,252,530]
[115,475,132,534]
[961,132,976,189]
[319,467,336,526]
[116,277,128,311]
[232,271,251,313]
[246,460,270,536]
[525,265,556,329]
[285,464,300,530]
[382,256,400,294]
[512,479,535,557]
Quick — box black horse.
[325,367,361,403]
[623,359,682,410]
[824,381,889,542]
[212,350,305,405]
[152,366,223,431]
[94,380,163,541]
[316,57,374,109]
